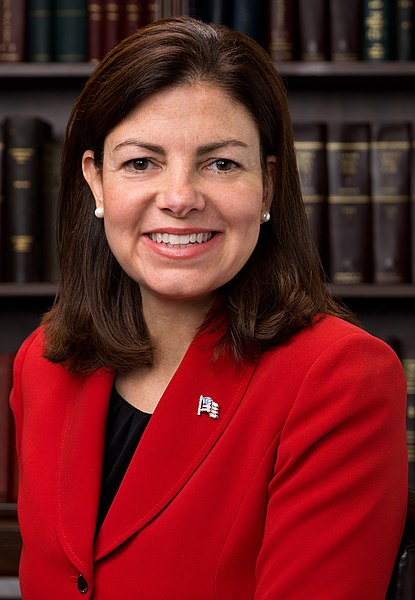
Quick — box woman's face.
[83,83,275,307]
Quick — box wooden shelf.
[0,284,57,297]
[331,284,415,299]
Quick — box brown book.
[120,0,143,38]
[327,123,371,284]
[412,123,415,283]
[293,123,328,269]
[42,138,63,283]
[3,116,53,283]
[0,0,26,61]
[371,122,411,284]
[269,0,297,61]
[0,353,14,502]
[400,338,415,490]
[329,0,361,61]
[0,120,4,281]
[298,0,329,61]
[87,0,103,62]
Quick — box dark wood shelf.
[0,284,57,297]
[0,61,414,79]
[331,284,415,299]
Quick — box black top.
[96,385,151,534]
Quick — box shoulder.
[259,314,404,388]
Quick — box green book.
[27,0,53,62]
[362,0,391,61]
[53,0,87,62]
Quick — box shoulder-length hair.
[43,16,351,373]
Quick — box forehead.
[106,83,260,146]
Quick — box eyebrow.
[112,139,249,155]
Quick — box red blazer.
[10,315,407,599]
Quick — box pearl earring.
[262,211,270,223]
[94,207,104,219]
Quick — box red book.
[0,0,26,61]
[87,0,103,63]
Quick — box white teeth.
[149,232,213,246]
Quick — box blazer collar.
[55,326,257,570]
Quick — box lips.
[148,232,214,246]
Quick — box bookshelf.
[1,60,415,590]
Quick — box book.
[362,0,391,61]
[3,116,53,283]
[0,121,4,281]
[297,0,330,61]
[53,0,87,62]
[121,0,144,38]
[270,0,297,62]
[0,0,26,61]
[232,0,262,42]
[27,0,53,62]
[371,122,411,284]
[101,0,122,56]
[329,0,361,61]
[400,338,415,490]
[87,0,103,62]
[326,123,371,285]
[411,122,415,284]
[41,138,63,283]
[394,0,415,60]
[0,353,14,502]
[293,123,328,268]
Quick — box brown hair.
[43,16,351,373]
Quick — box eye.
[208,159,239,173]
[124,158,155,171]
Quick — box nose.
[157,167,205,217]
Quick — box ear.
[262,155,277,213]
[82,150,104,209]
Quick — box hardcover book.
[53,0,87,62]
[270,0,297,61]
[395,0,415,60]
[27,0,53,62]
[362,0,391,61]
[326,123,371,284]
[400,338,415,490]
[0,353,14,502]
[3,116,52,283]
[0,0,26,61]
[329,0,361,61]
[371,122,411,284]
[293,123,328,269]
[298,0,329,61]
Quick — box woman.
[10,17,407,599]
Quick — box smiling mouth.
[148,232,214,247]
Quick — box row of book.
[293,121,415,285]
[271,0,415,63]
[2,115,415,286]
[0,338,414,502]
[1,1,414,64]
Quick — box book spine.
[327,123,371,284]
[395,0,415,60]
[0,353,14,502]
[87,0,103,62]
[270,0,296,62]
[371,122,411,284]
[400,339,415,490]
[329,0,361,61]
[0,121,4,281]
[362,0,391,61]
[297,0,330,61]
[0,0,26,61]
[232,0,261,42]
[121,0,143,39]
[411,123,415,283]
[101,1,122,56]
[53,0,87,62]
[3,116,52,283]
[293,123,328,269]
[41,139,63,283]
[27,0,53,62]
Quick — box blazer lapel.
[94,327,258,561]
[55,368,114,578]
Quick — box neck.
[141,292,217,367]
